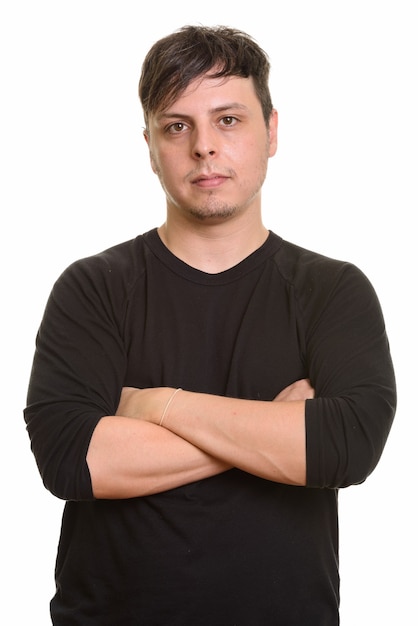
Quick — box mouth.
[191,173,229,188]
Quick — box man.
[24,25,396,625]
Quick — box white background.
[1,1,416,623]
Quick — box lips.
[191,173,229,188]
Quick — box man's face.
[145,73,278,224]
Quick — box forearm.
[86,415,230,499]
[160,391,307,486]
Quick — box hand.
[116,386,175,424]
[274,378,315,402]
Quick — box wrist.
[159,388,182,427]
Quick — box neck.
[158,214,269,274]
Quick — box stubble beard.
[181,142,270,222]
[187,195,239,221]
[153,140,269,223]
[164,173,266,223]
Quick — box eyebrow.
[156,102,250,122]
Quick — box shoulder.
[54,231,156,292]
[272,236,352,281]
[270,235,378,318]
[44,231,159,320]
[273,236,370,288]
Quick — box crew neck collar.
[143,228,283,285]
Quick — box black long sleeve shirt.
[24,230,396,625]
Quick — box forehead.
[155,74,259,120]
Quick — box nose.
[191,125,217,159]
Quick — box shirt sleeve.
[24,255,129,501]
[303,261,396,488]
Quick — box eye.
[166,122,188,134]
[220,116,238,127]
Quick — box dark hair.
[138,25,273,129]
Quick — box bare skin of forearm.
[86,416,230,499]
[167,392,306,485]
[158,391,306,485]
[117,379,313,487]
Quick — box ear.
[268,109,278,158]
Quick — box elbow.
[24,404,101,501]
[326,440,384,489]
[37,452,95,501]
[25,426,96,501]
[309,441,385,490]
[306,392,396,489]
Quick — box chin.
[187,204,239,221]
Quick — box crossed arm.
[86,379,314,499]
